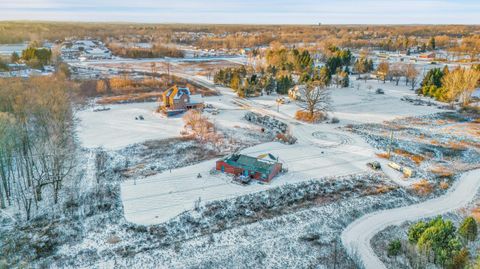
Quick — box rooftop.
[223,153,279,175]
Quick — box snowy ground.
[342,168,480,269]
[253,79,441,125]
[75,65,444,230]
[120,76,444,225]
[76,102,184,150]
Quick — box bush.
[294,110,325,123]
[409,217,464,267]
[449,248,469,269]
[408,221,428,243]
[458,217,477,241]
[387,239,401,256]
[411,179,433,196]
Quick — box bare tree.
[377,61,390,83]
[405,64,419,90]
[390,63,406,86]
[296,81,332,118]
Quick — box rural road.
[341,169,480,269]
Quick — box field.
[71,67,449,225]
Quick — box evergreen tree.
[429,37,436,50]
[10,52,20,63]
[265,76,276,95]
[458,217,477,242]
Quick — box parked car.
[367,161,382,170]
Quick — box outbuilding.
[216,153,282,182]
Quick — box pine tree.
[458,217,477,241]
[429,37,436,50]
[11,52,20,63]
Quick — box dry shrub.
[294,110,325,123]
[439,181,449,190]
[394,149,425,165]
[446,141,468,150]
[412,179,433,196]
[106,235,121,244]
[182,110,222,145]
[430,140,440,145]
[109,77,135,90]
[376,152,390,159]
[375,185,393,194]
[97,92,163,104]
[471,207,480,222]
[430,165,454,178]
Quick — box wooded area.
[0,75,75,220]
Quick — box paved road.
[341,169,480,269]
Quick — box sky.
[1,0,479,24]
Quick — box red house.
[216,153,282,182]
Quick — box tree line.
[387,216,478,268]
[0,75,75,220]
[107,43,184,59]
[420,65,480,106]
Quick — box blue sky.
[1,0,479,24]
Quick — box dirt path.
[341,169,480,269]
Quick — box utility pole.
[276,98,282,112]
[387,130,394,159]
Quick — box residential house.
[161,86,204,116]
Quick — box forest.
[0,75,75,220]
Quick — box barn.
[216,153,282,182]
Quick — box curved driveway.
[341,169,480,269]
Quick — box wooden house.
[161,86,204,116]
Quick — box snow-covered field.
[75,71,442,225]
[253,79,441,125]
[76,102,183,150]
[121,138,375,224]
[119,77,443,225]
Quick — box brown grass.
[446,141,468,150]
[430,165,454,178]
[393,149,425,165]
[439,181,449,190]
[412,179,433,196]
[471,207,480,222]
[294,110,325,123]
[106,235,121,244]
[97,92,163,104]
[375,185,394,194]
[376,152,390,159]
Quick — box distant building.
[7,63,28,71]
[419,52,436,60]
[216,153,283,182]
[161,86,204,116]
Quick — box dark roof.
[223,154,279,175]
